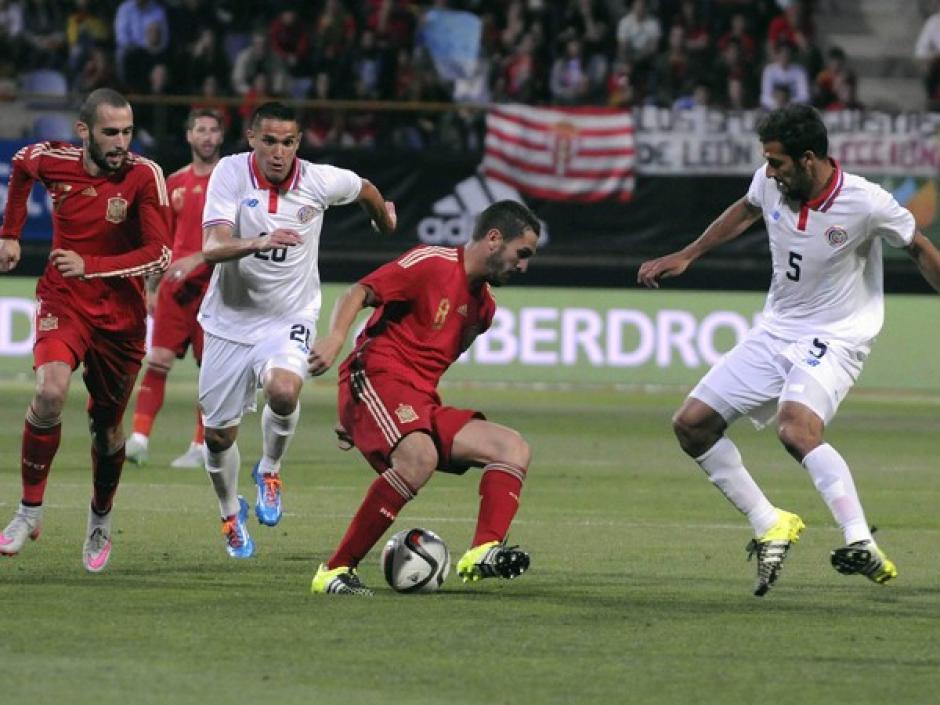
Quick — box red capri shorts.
[33,299,145,428]
[339,366,484,474]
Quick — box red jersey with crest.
[339,246,496,394]
[166,163,213,290]
[1,141,171,335]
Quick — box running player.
[199,101,396,558]
[0,88,171,571]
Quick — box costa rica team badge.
[825,226,848,248]
[106,196,129,223]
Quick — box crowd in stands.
[0,0,918,152]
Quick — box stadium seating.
[32,113,76,141]
[21,70,69,109]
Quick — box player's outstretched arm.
[308,283,376,376]
[637,197,761,288]
[0,239,21,273]
[905,230,940,294]
[203,223,301,264]
[357,179,396,234]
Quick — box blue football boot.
[252,463,283,527]
[221,496,255,559]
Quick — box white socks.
[803,443,871,544]
[695,437,778,536]
[259,404,300,475]
[205,441,241,519]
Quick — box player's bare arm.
[637,197,762,288]
[904,230,940,293]
[164,251,207,282]
[202,222,302,264]
[50,249,86,278]
[357,179,397,234]
[0,239,21,273]
[308,283,377,376]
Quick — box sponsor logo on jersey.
[242,198,259,208]
[772,210,780,221]
[81,186,97,197]
[296,205,317,224]
[825,226,848,247]
[105,196,128,223]
[38,314,58,331]
[457,304,468,317]
[804,357,821,367]
[192,184,203,194]
[394,403,419,424]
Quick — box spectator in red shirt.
[717,11,757,63]
[0,88,171,571]
[269,8,310,77]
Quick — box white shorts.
[199,317,315,428]
[689,327,867,428]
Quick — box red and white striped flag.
[483,104,635,202]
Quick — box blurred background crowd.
[0,0,938,152]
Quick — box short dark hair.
[78,88,130,129]
[250,101,298,131]
[471,200,540,242]
[185,108,224,132]
[756,104,828,160]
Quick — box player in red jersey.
[307,200,540,596]
[0,88,171,572]
[125,109,224,469]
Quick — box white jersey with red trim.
[199,152,362,343]
[745,162,914,347]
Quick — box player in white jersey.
[638,105,940,596]
[199,102,396,558]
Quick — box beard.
[86,134,126,173]
[484,248,512,286]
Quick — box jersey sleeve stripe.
[397,247,458,268]
[83,245,172,279]
[134,157,169,206]
[203,218,235,229]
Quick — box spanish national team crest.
[106,196,128,224]
[171,186,186,212]
[394,403,419,424]
[296,205,316,224]
[825,226,848,248]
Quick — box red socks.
[472,462,527,546]
[132,366,168,437]
[327,470,415,570]
[21,414,62,506]
[91,445,126,515]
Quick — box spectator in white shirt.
[760,41,809,109]
[616,0,661,64]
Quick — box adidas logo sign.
[417,171,548,246]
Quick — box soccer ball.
[380,528,450,593]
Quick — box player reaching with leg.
[308,200,540,596]
[0,88,171,571]
[199,102,396,558]
[638,105,940,596]
[126,109,224,468]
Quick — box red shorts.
[34,299,145,428]
[339,367,483,474]
[150,278,205,362]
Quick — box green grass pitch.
[1,364,939,705]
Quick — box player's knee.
[90,423,124,455]
[32,382,67,418]
[776,421,819,460]
[204,427,235,453]
[265,380,300,416]
[501,429,531,469]
[672,410,716,456]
